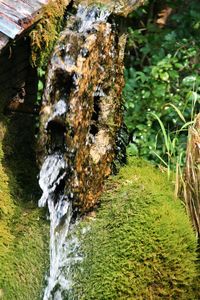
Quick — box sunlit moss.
[72,157,199,299]
[30,0,69,68]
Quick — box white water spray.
[77,5,110,34]
[38,153,67,208]
[39,154,79,300]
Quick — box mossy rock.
[72,157,199,299]
[0,115,49,299]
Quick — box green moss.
[30,0,68,68]
[0,206,49,300]
[72,157,199,299]
[0,116,49,299]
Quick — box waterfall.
[38,5,111,299]
[38,154,71,299]
[38,99,78,299]
[38,152,82,299]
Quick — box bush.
[123,0,200,162]
[72,158,199,299]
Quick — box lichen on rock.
[37,5,127,211]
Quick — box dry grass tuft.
[182,113,200,236]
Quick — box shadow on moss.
[0,109,49,299]
[2,112,41,202]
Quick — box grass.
[71,157,199,300]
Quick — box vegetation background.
[124,0,200,173]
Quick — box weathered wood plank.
[0,14,21,38]
[0,0,49,51]
[0,3,27,23]
[0,0,34,16]
[20,0,48,10]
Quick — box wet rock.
[74,0,145,16]
[37,5,127,212]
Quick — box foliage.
[149,110,194,179]
[124,0,200,165]
[30,0,67,68]
[36,67,46,106]
[71,157,199,299]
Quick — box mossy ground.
[0,111,49,300]
[0,105,199,299]
[72,157,199,300]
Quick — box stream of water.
[38,5,110,299]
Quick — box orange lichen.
[37,8,126,211]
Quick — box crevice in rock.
[50,70,74,103]
[90,95,101,136]
[47,121,66,153]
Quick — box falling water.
[38,93,78,299]
[77,5,110,34]
[38,151,83,300]
[38,154,69,299]
[38,5,111,299]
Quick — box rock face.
[37,5,126,211]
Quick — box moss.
[0,206,49,300]
[0,115,49,299]
[30,0,68,68]
[72,157,199,299]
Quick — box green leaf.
[127,143,138,156]
[38,80,44,91]
[182,76,197,86]
[151,151,168,168]
[160,72,169,81]
[150,113,170,154]
[164,103,186,123]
